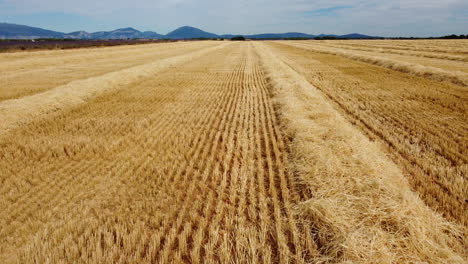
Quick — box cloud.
[1,0,467,36]
[305,5,353,16]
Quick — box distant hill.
[141,31,164,39]
[166,26,219,39]
[0,23,64,39]
[86,28,164,39]
[222,32,379,40]
[0,22,382,40]
[90,28,141,39]
[248,32,316,39]
[0,23,164,39]
[339,33,380,39]
[66,31,93,39]
[65,28,164,39]
[316,34,339,38]
[221,33,315,39]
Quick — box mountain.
[166,26,219,39]
[86,28,163,39]
[0,23,64,39]
[90,27,140,39]
[247,32,316,39]
[226,32,379,40]
[89,27,163,39]
[0,22,382,40]
[316,34,339,38]
[65,31,92,39]
[141,31,164,39]
[221,33,315,39]
[339,33,380,39]
[0,23,164,39]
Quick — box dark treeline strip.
[0,39,178,52]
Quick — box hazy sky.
[1,0,467,37]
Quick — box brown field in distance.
[0,40,466,263]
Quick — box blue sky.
[1,0,467,37]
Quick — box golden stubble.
[254,41,466,263]
[277,40,468,86]
[0,40,466,263]
[267,41,467,228]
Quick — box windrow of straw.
[0,42,230,136]
[318,43,468,62]
[254,41,466,264]
[280,41,468,87]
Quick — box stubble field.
[0,40,466,263]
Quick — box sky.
[1,0,467,37]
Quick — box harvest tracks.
[1,42,314,263]
[267,41,468,227]
[0,41,466,263]
[0,41,219,101]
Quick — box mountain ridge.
[0,23,381,39]
[166,26,219,39]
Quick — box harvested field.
[295,40,468,73]
[0,41,218,101]
[327,40,468,55]
[0,40,466,263]
[279,40,468,86]
[267,41,467,227]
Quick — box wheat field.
[0,40,466,263]
[267,41,468,227]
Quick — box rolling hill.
[86,27,164,39]
[339,33,380,39]
[222,32,317,39]
[166,26,219,39]
[0,22,381,40]
[0,23,64,39]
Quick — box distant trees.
[284,37,311,40]
[0,39,175,52]
[439,34,468,39]
[314,36,340,40]
[392,34,467,40]
[231,36,246,41]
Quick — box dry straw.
[254,41,466,263]
[282,42,468,87]
[0,42,230,136]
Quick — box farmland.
[0,40,466,263]
[268,40,468,226]
[0,39,176,53]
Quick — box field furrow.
[0,42,315,263]
[0,42,228,135]
[1,39,466,263]
[316,43,468,62]
[265,42,467,227]
[0,41,219,101]
[255,41,466,263]
[278,41,468,86]
[323,40,468,55]
[307,42,468,73]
